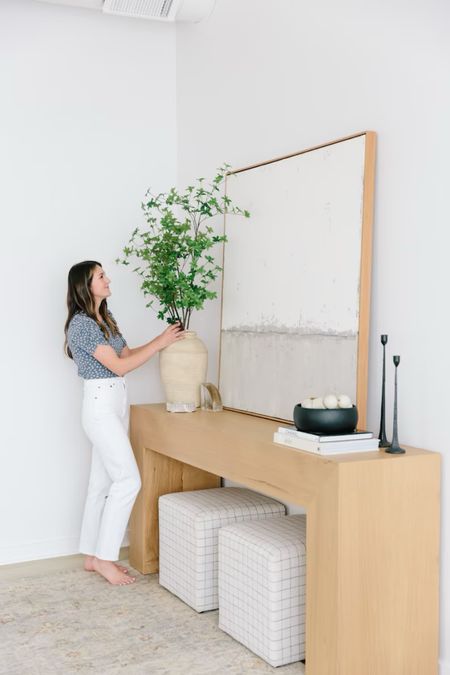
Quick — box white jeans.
[79,377,141,561]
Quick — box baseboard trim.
[0,535,81,565]
[0,546,130,580]
[1,532,130,566]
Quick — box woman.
[64,260,184,586]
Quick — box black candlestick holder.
[386,355,405,454]
[378,334,391,448]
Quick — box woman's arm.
[120,344,148,358]
[92,324,184,377]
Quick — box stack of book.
[273,426,380,455]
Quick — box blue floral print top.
[67,311,127,379]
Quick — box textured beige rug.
[0,564,305,674]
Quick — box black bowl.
[293,404,358,435]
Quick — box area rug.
[0,564,305,674]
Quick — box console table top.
[131,403,434,465]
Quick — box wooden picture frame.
[218,131,376,427]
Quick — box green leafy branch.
[116,164,250,329]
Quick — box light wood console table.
[129,403,440,675]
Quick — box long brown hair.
[64,260,120,359]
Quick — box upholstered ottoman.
[218,514,307,667]
[158,487,286,612]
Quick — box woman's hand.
[94,323,185,377]
[154,323,185,351]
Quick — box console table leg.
[129,447,220,574]
[305,454,440,675]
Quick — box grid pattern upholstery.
[218,515,307,667]
[158,487,286,613]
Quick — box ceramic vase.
[159,331,207,409]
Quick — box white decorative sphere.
[337,394,352,409]
[324,394,339,409]
[311,397,325,409]
[301,397,314,409]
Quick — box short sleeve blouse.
[67,311,127,379]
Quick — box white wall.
[175,0,450,670]
[0,0,176,563]
[1,0,449,667]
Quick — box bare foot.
[92,557,136,585]
[84,555,129,574]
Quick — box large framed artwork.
[218,131,376,426]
